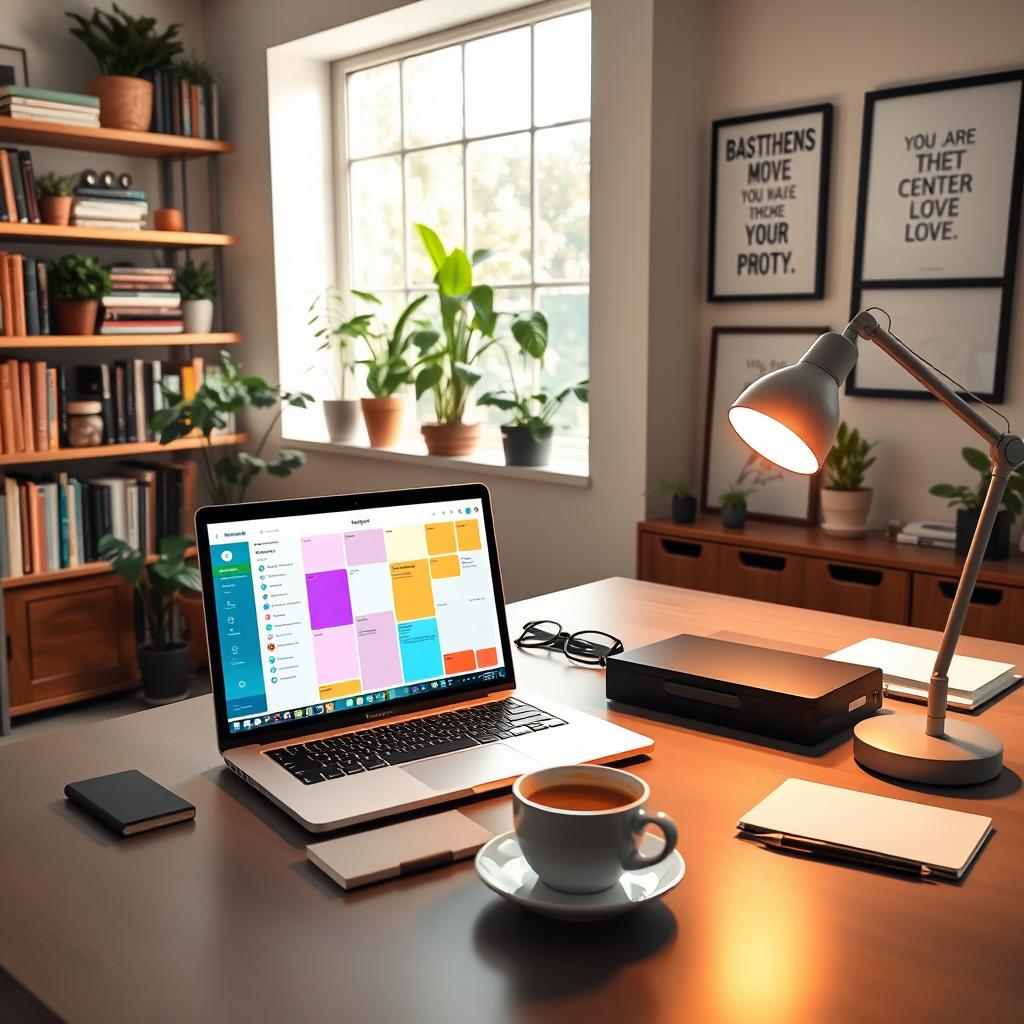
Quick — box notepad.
[826,637,1019,710]
[737,778,992,880]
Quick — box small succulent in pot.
[645,478,697,524]
[821,421,878,538]
[718,485,754,529]
[176,259,217,334]
[49,254,111,335]
[36,171,75,226]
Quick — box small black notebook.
[65,770,195,837]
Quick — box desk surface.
[1,578,1022,1024]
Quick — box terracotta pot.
[54,298,99,336]
[182,299,214,334]
[89,75,153,132]
[323,399,362,443]
[361,396,404,448]
[421,421,481,457]
[820,487,873,538]
[177,590,209,670]
[40,195,72,227]
[154,208,185,231]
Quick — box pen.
[744,830,934,878]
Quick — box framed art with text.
[702,327,828,526]
[708,103,832,301]
[849,70,1024,400]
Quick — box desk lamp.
[728,309,1024,785]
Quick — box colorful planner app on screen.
[207,501,504,731]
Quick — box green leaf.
[511,311,548,360]
[471,248,495,266]
[350,289,382,305]
[415,224,447,272]
[159,534,193,561]
[411,328,440,353]
[929,483,963,498]
[478,392,518,411]
[453,362,482,386]
[437,249,472,296]
[415,363,444,399]
[962,446,990,474]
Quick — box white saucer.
[475,831,685,921]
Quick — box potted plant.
[820,421,877,538]
[36,172,74,226]
[308,286,369,443]
[412,224,502,457]
[718,485,754,529]
[176,259,216,334]
[49,254,111,335]
[67,4,183,131]
[929,447,1024,559]
[645,478,697,524]
[98,533,200,704]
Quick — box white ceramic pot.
[182,298,214,334]
[323,399,362,444]
[820,487,873,538]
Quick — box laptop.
[195,483,653,831]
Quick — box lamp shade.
[727,330,859,475]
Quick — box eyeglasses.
[514,620,625,667]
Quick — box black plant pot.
[721,504,747,529]
[137,642,191,705]
[671,494,697,524]
[955,507,1010,560]
[501,425,552,467]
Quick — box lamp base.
[853,713,1003,786]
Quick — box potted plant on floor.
[309,286,367,444]
[820,421,877,538]
[929,447,1024,559]
[718,485,754,529]
[36,172,74,227]
[176,259,216,334]
[99,533,200,705]
[412,224,502,457]
[49,254,111,336]
[645,478,697,524]
[67,4,183,131]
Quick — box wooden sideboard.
[637,515,1024,643]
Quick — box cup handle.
[624,809,678,870]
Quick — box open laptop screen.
[197,485,510,745]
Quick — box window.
[336,5,591,437]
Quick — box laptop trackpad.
[402,744,539,792]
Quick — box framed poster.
[708,103,832,301]
[849,70,1024,400]
[0,45,29,87]
[702,327,828,526]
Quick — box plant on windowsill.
[820,421,878,538]
[67,3,184,131]
[929,447,1024,560]
[718,484,755,530]
[36,172,75,226]
[644,478,697,524]
[49,254,111,336]
[99,533,200,704]
[176,259,217,335]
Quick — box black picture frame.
[708,102,832,302]
[0,45,29,87]
[849,69,1024,401]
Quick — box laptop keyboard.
[265,698,566,785]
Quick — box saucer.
[475,831,685,921]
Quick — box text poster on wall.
[708,104,832,301]
[850,71,1024,401]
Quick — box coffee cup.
[512,764,678,894]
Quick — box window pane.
[537,286,588,436]
[405,144,464,286]
[535,123,590,281]
[467,133,531,284]
[403,46,462,147]
[346,62,400,158]
[464,27,530,137]
[534,11,591,126]
[350,156,404,289]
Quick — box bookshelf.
[0,332,241,349]
[0,222,235,247]
[3,546,198,590]
[0,431,247,467]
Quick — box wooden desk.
[1,578,1022,1024]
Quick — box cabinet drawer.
[910,572,1024,643]
[717,545,804,606]
[637,531,720,592]
[802,558,910,624]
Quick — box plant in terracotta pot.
[308,286,369,444]
[412,224,502,457]
[820,421,877,538]
[36,172,75,226]
[929,447,1024,560]
[176,259,216,334]
[718,485,755,530]
[49,254,111,335]
[99,533,200,704]
[645,478,697,524]
[67,3,183,131]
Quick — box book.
[3,476,23,576]
[896,532,955,550]
[19,360,33,452]
[826,638,1020,711]
[0,109,100,127]
[1,96,102,114]
[5,149,28,222]
[132,358,146,442]
[22,257,39,335]
[0,253,12,335]
[30,361,47,451]
[0,151,21,223]
[46,368,58,450]
[9,252,25,336]
[17,151,41,223]
[35,261,50,335]
[0,361,14,454]
[64,770,196,838]
[901,521,957,541]
[103,293,181,308]
[75,187,148,202]
[5,358,24,452]
[0,85,100,108]
[57,472,70,568]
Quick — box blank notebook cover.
[738,778,992,879]
[65,769,195,837]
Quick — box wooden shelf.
[0,115,233,158]
[0,221,235,248]
[0,332,241,349]
[3,546,198,590]
[0,431,246,467]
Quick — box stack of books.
[0,253,50,335]
[0,86,101,128]
[71,184,148,230]
[102,266,182,334]
[896,521,956,550]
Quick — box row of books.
[0,253,49,335]
[141,69,220,140]
[104,266,182,334]
[0,460,196,579]
[0,85,100,129]
[0,357,204,456]
[0,148,42,224]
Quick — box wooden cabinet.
[638,516,1024,642]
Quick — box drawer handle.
[738,550,786,572]
[827,564,883,587]
[938,581,1003,606]
[660,539,702,559]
